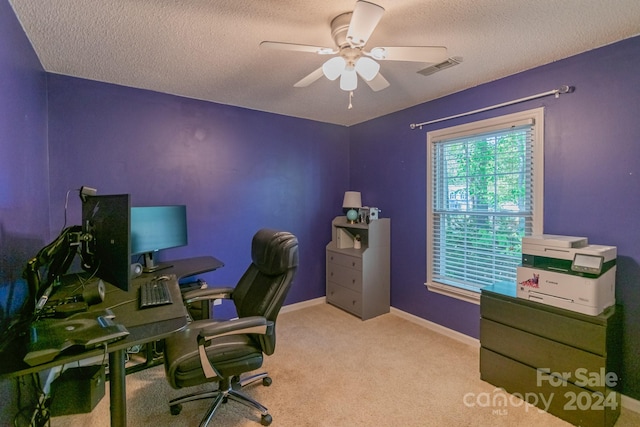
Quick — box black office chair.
[163,229,298,426]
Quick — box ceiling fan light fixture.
[340,68,358,91]
[355,57,380,81]
[323,56,346,80]
[263,0,451,96]
[369,47,387,60]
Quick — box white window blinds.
[427,108,543,300]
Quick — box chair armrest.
[182,286,235,304]
[199,316,273,341]
[197,317,274,379]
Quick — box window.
[426,108,544,304]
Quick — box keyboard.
[139,279,173,309]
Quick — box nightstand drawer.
[327,263,362,292]
[327,251,362,270]
[327,282,362,315]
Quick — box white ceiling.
[8,0,640,126]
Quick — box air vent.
[417,56,463,76]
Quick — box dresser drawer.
[481,318,607,393]
[327,251,362,270]
[481,348,620,427]
[481,293,607,355]
[327,262,362,292]
[327,282,362,316]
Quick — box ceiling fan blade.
[294,67,325,88]
[370,46,448,63]
[346,1,385,47]
[364,72,389,92]
[260,41,335,55]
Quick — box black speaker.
[50,365,105,416]
[81,279,105,305]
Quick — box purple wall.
[46,75,349,311]
[2,0,640,411]
[0,1,49,275]
[350,36,640,399]
[0,0,49,421]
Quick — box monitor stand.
[142,252,173,274]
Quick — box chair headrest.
[251,229,299,275]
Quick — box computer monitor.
[130,205,188,273]
[82,194,131,292]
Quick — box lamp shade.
[342,191,362,208]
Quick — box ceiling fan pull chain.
[348,91,354,109]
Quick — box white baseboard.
[281,297,326,314]
[390,306,480,348]
[621,394,640,414]
[388,306,640,414]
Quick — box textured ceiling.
[8,0,640,126]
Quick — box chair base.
[169,372,273,426]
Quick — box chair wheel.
[261,414,272,426]
[262,377,272,387]
[170,404,182,415]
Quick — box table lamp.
[342,191,362,224]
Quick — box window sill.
[424,281,481,305]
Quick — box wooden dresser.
[480,283,622,427]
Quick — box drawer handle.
[352,300,356,305]
[352,279,356,284]
[352,262,356,267]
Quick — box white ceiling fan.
[260,1,449,94]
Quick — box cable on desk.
[107,298,137,310]
[69,268,99,295]
[101,342,109,367]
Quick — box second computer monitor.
[130,205,188,273]
[82,194,132,292]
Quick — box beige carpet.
[51,303,640,426]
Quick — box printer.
[516,234,616,316]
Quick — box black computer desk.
[0,255,224,427]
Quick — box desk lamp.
[343,191,362,223]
